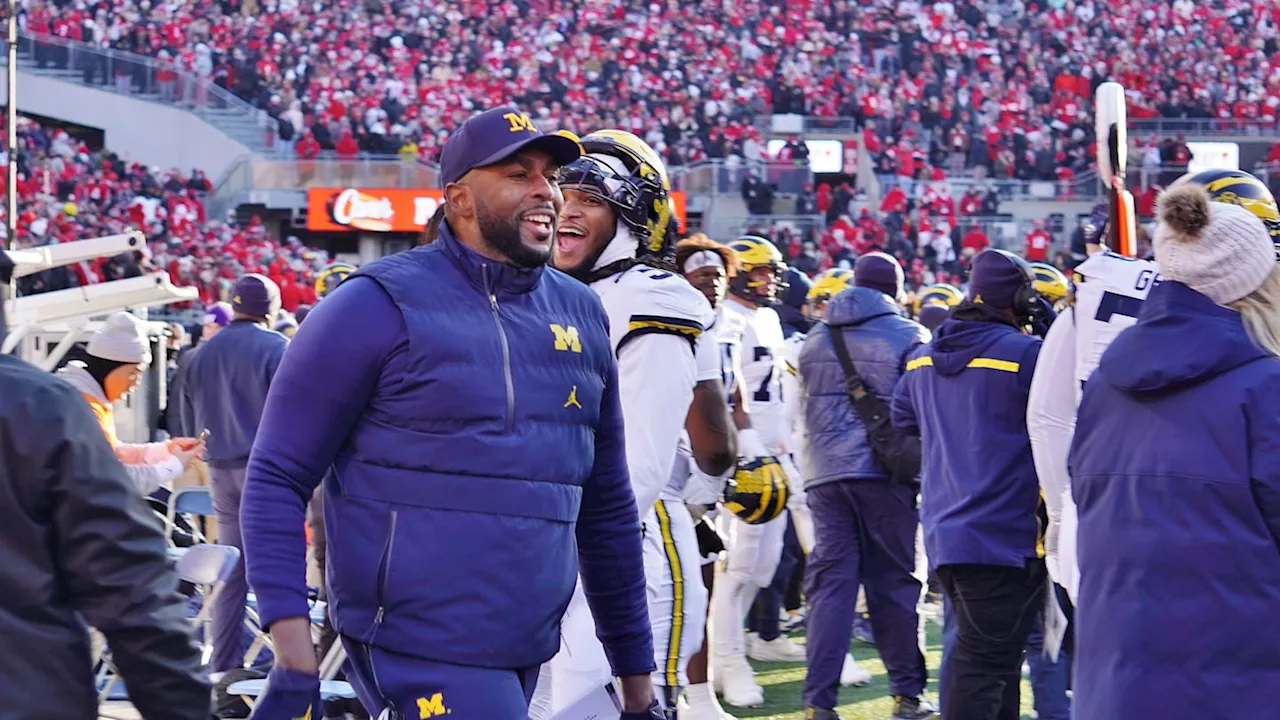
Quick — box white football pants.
[711,509,788,659]
[529,499,707,719]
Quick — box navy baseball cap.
[439,105,582,188]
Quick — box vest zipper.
[370,510,398,642]
[483,264,516,433]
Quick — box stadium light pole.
[5,0,15,251]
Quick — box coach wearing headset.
[891,249,1048,720]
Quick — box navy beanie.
[967,249,1029,309]
[917,303,950,331]
[854,252,904,298]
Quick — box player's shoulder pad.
[615,266,712,352]
[1074,251,1157,285]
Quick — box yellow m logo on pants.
[550,324,582,353]
[416,693,448,718]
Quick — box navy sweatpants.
[342,637,540,719]
[803,480,927,710]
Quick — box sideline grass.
[728,623,1036,719]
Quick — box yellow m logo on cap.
[550,324,581,353]
[503,112,536,133]
[417,693,448,718]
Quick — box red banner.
[843,140,859,175]
[307,187,688,233]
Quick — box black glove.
[620,699,666,720]
[1027,295,1057,339]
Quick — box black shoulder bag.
[829,329,922,484]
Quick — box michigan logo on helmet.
[314,262,356,300]
[912,283,963,316]
[1030,262,1069,308]
[722,456,790,525]
[805,268,855,321]
[727,235,788,307]
[1175,169,1280,256]
[558,130,676,264]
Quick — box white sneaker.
[840,653,872,686]
[716,656,765,708]
[681,682,739,720]
[748,634,807,663]
[744,631,758,656]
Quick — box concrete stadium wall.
[0,70,249,178]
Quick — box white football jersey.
[723,297,789,453]
[781,332,806,463]
[1069,251,1162,399]
[591,264,714,514]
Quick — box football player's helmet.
[805,268,855,321]
[912,283,963,316]
[722,455,790,525]
[1030,262,1070,309]
[727,235,788,307]
[1174,168,1280,257]
[314,262,356,300]
[557,129,676,266]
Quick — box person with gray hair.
[182,273,289,678]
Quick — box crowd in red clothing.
[5,115,336,309]
[18,0,1280,176]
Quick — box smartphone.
[198,428,211,442]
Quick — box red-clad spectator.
[335,131,360,159]
[1137,185,1162,218]
[295,133,321,160]
[880,186,908,214]
[959,189,982,216]
[816,183,831,215]
[1024,221,1053,262]
[961,226,991,256]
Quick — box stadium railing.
[8,32,278,152]
[763,114,1280,139]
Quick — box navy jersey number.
[1094,291,1143,323]
[752,347,782,403]
[634,266,673,281]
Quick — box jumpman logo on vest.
[564,385,582,409]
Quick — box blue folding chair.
[166,486,214,559]
[97,544,241,703]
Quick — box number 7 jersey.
[723,297,789,453]
[1069,251,1162,398]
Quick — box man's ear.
[444,182,474,219]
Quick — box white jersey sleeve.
[724,300,789,453]
[694,315,723,383]
[1027,311,1078,596]
[592,265,714,515]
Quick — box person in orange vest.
[56,312,205,496]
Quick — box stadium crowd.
[17,0,1280,175]
[3,115,332,310]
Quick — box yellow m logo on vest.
[550,324,582,353]
[416,693,448,718]
[503,112,536,133]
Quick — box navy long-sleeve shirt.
[241,276,654,676]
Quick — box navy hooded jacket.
[892,316,1043,569]
[1069,281,1280,719]
[799,287,929,488]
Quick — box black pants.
[937,560,1046,720]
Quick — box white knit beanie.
[1154,183,1275,305]
[87,312,152,365]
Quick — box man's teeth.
[559,227,586,237]
[525,213,553,226]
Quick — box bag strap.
[829,327,869,402]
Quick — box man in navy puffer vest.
[798,252,935,720]
[240,106,661,719]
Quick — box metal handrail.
[765,114,1280,138]
[7,31,276,147]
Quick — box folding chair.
[97,544,241,703]
[225,678,359,712]
[165,486,215,559]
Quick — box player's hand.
[735,428,769,462]
[167,436,202,452]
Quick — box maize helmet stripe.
[1176,169,1280,246]
[807,268,856,303]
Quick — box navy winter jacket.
[1070,282,1280,719]
[182,319,288,467]
[799,287,929,488]
[241,225,653,675]
[892,317,1043,569]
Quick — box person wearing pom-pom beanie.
[1069,182,1280,720]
